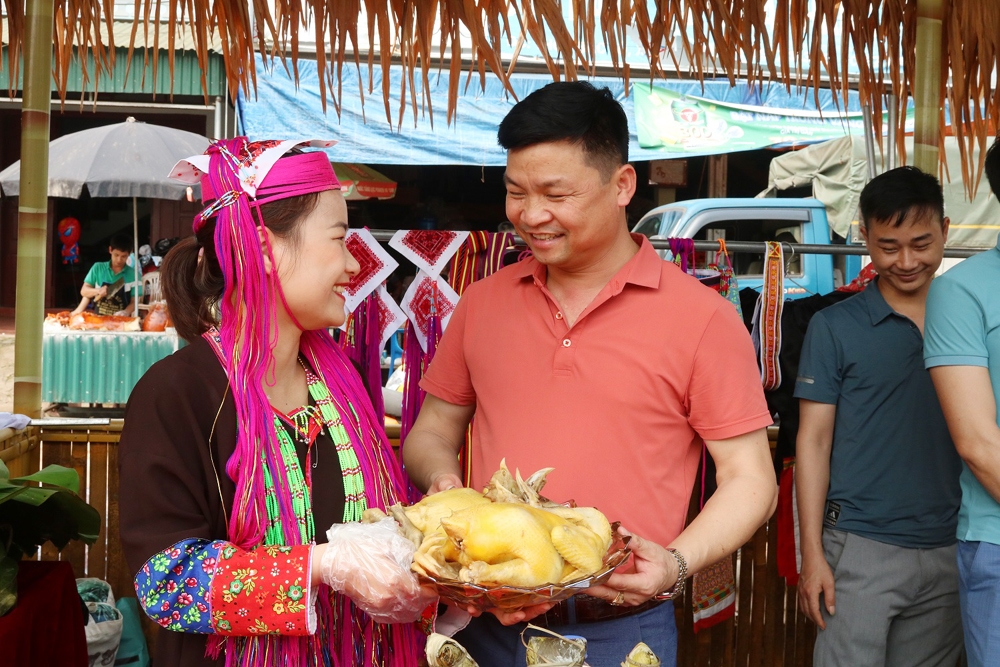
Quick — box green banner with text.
[633,83,868,152]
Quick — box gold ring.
[611,591,626,606]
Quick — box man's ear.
[941,216,950,244]
[259,226,275,276]
[615,163,637,207]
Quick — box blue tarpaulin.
[238,54,868,166]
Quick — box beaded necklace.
[262,363,370,544]
[203,331,369,547]
[295,362,368,523]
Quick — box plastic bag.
[76,578,123,667]
[116,598,152,667]
[522,625,587,666]
[142,302,168,332]
[321,518,432,623]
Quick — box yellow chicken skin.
[402,488,490,535]
[440,502,611,588]
[405,488,491,571]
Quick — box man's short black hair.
[985,135,1000,197]
[497,81,628,179]
[859,166,945,228]
[108,234,133,253]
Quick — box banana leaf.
[0,459,101,616]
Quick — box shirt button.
[562,339,572,347]
[555,312,563,320]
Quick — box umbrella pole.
[13,0,54,418]
[133,196,139,312]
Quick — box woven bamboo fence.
[0,423,815,666]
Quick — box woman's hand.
[317,518,437,623]
[585,527,679,606]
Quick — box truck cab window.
[693,219,803,277]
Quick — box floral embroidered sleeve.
[135,538,316,636]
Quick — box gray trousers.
[814,529,963,667]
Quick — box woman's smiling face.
[269,189,360,330]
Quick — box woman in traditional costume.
[119,138,430,667]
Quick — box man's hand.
[586,527,678,606]
[442,597,555,626]
[797,553,835,629]
[94,285,109,300]
[427,472,464,495]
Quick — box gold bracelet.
[653,547,688,601]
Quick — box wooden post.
[913,0,944,174]
[13,0,54,417]
[708,154,728,198]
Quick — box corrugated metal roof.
[2,18,223,51]
[0,45,226,96]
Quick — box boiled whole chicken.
[365,461,613,588]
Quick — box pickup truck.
[631,198,861,299]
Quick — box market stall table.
[43,330,182,404]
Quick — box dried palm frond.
[1,0,998,183]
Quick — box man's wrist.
[653,547,688,601]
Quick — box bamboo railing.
[1,423,815,666]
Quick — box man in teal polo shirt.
[925,138,1000,667]
[71,234,138,316]
[796,167,963,666]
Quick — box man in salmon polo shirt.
[403,81,778,667]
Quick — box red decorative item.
[57,217,82,264]
[343,229,398,312]
[402,231,457,266]
[389,230,469,277]
[400,272,458,352]
[374,285,406,348]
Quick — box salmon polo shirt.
[420,235,773,547]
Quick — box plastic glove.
[113,310,128,316]
[321,517,435,624]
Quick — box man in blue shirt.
[795,167,963,666]
[925,138,1000,667]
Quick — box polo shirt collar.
[513,233,662,289]
[862,278,895,325]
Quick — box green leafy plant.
[0,459,100,616]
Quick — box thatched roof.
[1,1,998,181]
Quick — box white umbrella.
[0,117,209,308]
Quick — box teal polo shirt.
[84,261,136,290]
[925,237,1000,545]
[795,280,962,548]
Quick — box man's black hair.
[859,166,945,228]
[497,81,628,178]
[985,135,1000,197]
[109,234,133,253]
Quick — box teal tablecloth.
[42,331,182,404]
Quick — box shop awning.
[238,54,867,166]
[333,162,396,200]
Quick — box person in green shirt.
[71,234,138,316]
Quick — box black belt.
[534,595,663,627]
